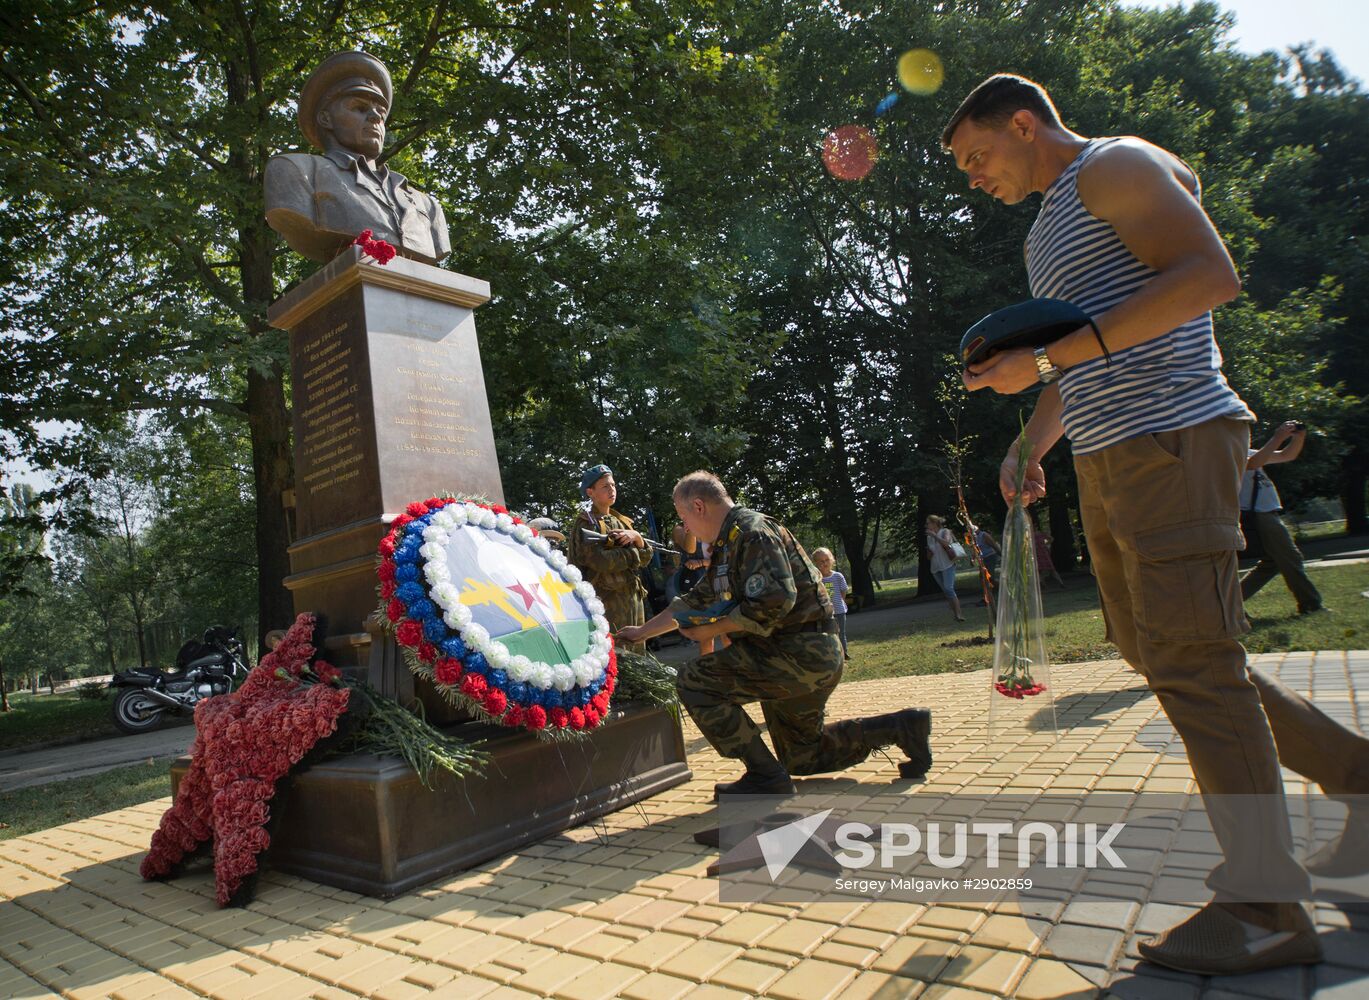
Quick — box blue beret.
[579,464,612,492]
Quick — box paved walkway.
[2,651,1367,1000]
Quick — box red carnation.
[525,705,547,730]
[490,504,508,515]
[417,640,438,663]
[461,673,487,699]
[434,657,463,685]
[503,706,524,727]
[378,561,396,582]
[406,501,429,517]
[386,598,406,623]
[483,689,508,716]
[378,536,396,557]
[425,497,446,510]
[380,580,397,600]
[393,513,412,529]
[396,620,423,648]
[568,707,585,730]
[549,707,568,729]
[584,706,600,727]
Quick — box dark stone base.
[170,705,691,898]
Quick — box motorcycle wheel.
[112,688,166,734]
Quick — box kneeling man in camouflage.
[616,471,932,797]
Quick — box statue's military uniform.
[567,507,653,654]
[670,506,876,775]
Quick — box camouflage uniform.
[671,507,873,775]
[567,507,653,654]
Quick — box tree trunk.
[916,493,936,597]
[837,526,874,604]
[0,652,9,712]
[225,53,296,651]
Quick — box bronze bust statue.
[264,51,451,265]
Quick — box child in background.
[812,547,851,660]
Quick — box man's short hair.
[940,74,1063,149]
[673,471,731,506]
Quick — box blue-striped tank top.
[1025,137,1254,455]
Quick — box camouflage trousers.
[676,630,870,775]
[600,586,646,655]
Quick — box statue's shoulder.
[268,152,325,173]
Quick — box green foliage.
[0,761,170,840]
[0,0,1364,636]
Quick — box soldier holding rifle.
[566,464,653,653]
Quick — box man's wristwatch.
[1033,345,1063,384]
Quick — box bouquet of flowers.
[992,428,1049,701]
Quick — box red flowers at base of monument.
[141,613,350,907]
[353,229,397,265]
[994,679,1047,700]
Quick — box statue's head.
[298,51,393,159]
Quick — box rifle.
[579,528,680,556]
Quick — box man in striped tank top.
[944,74,1369,976]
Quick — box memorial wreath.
[377,496,618,734]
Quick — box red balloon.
[822,125,878,181]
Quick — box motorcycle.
[109,626,250,735]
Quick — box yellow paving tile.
[656,939,744,981]
[549,961,645,1000]
[619,971,696,1000]
[763,958,859,1000]
[1012,958,1101,999]
[933,944,1029,995]
[706,957,785,995]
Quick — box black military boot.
[861,708,933,779]
[713,735,796,800]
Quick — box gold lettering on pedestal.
[296,319,368,499]
[385,335,484,459]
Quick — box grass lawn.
[0,761,169,842]
[844,561,1368,683]
[0,690,118,752]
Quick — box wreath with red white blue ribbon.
[377,496,616,735]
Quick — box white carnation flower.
[551,664,575,691]
[431,582,460,608]
[532,664,554,690]
[479,507,497,528]
[486,644,511,670]
[563,564,583,585]
[448,505,468,525]
[548,551,568,571]
[507,655,532,682]
[419,542,445,562]
[495,512,515,533]
[591,614,609,634]
[530,537,550,557]
[463,623,489,651]
[573,581,596,601]
[424,561,451,585]
[512,524,533,544]
[572,659,593,686]
[586,597,605,617]
[431,508,455,529]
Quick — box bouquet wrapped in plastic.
[991,429,1055,728]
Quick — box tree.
[0,1,782,641]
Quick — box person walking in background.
[811,548,851,660]
[972,520,1001,606]
[925,514,966,622]
[1240,420,1324,614]
[1032,513,1067,589]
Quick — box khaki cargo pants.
[1076,416,1369,901]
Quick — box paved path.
[0,727,196,794]
[2,650,1367,999]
